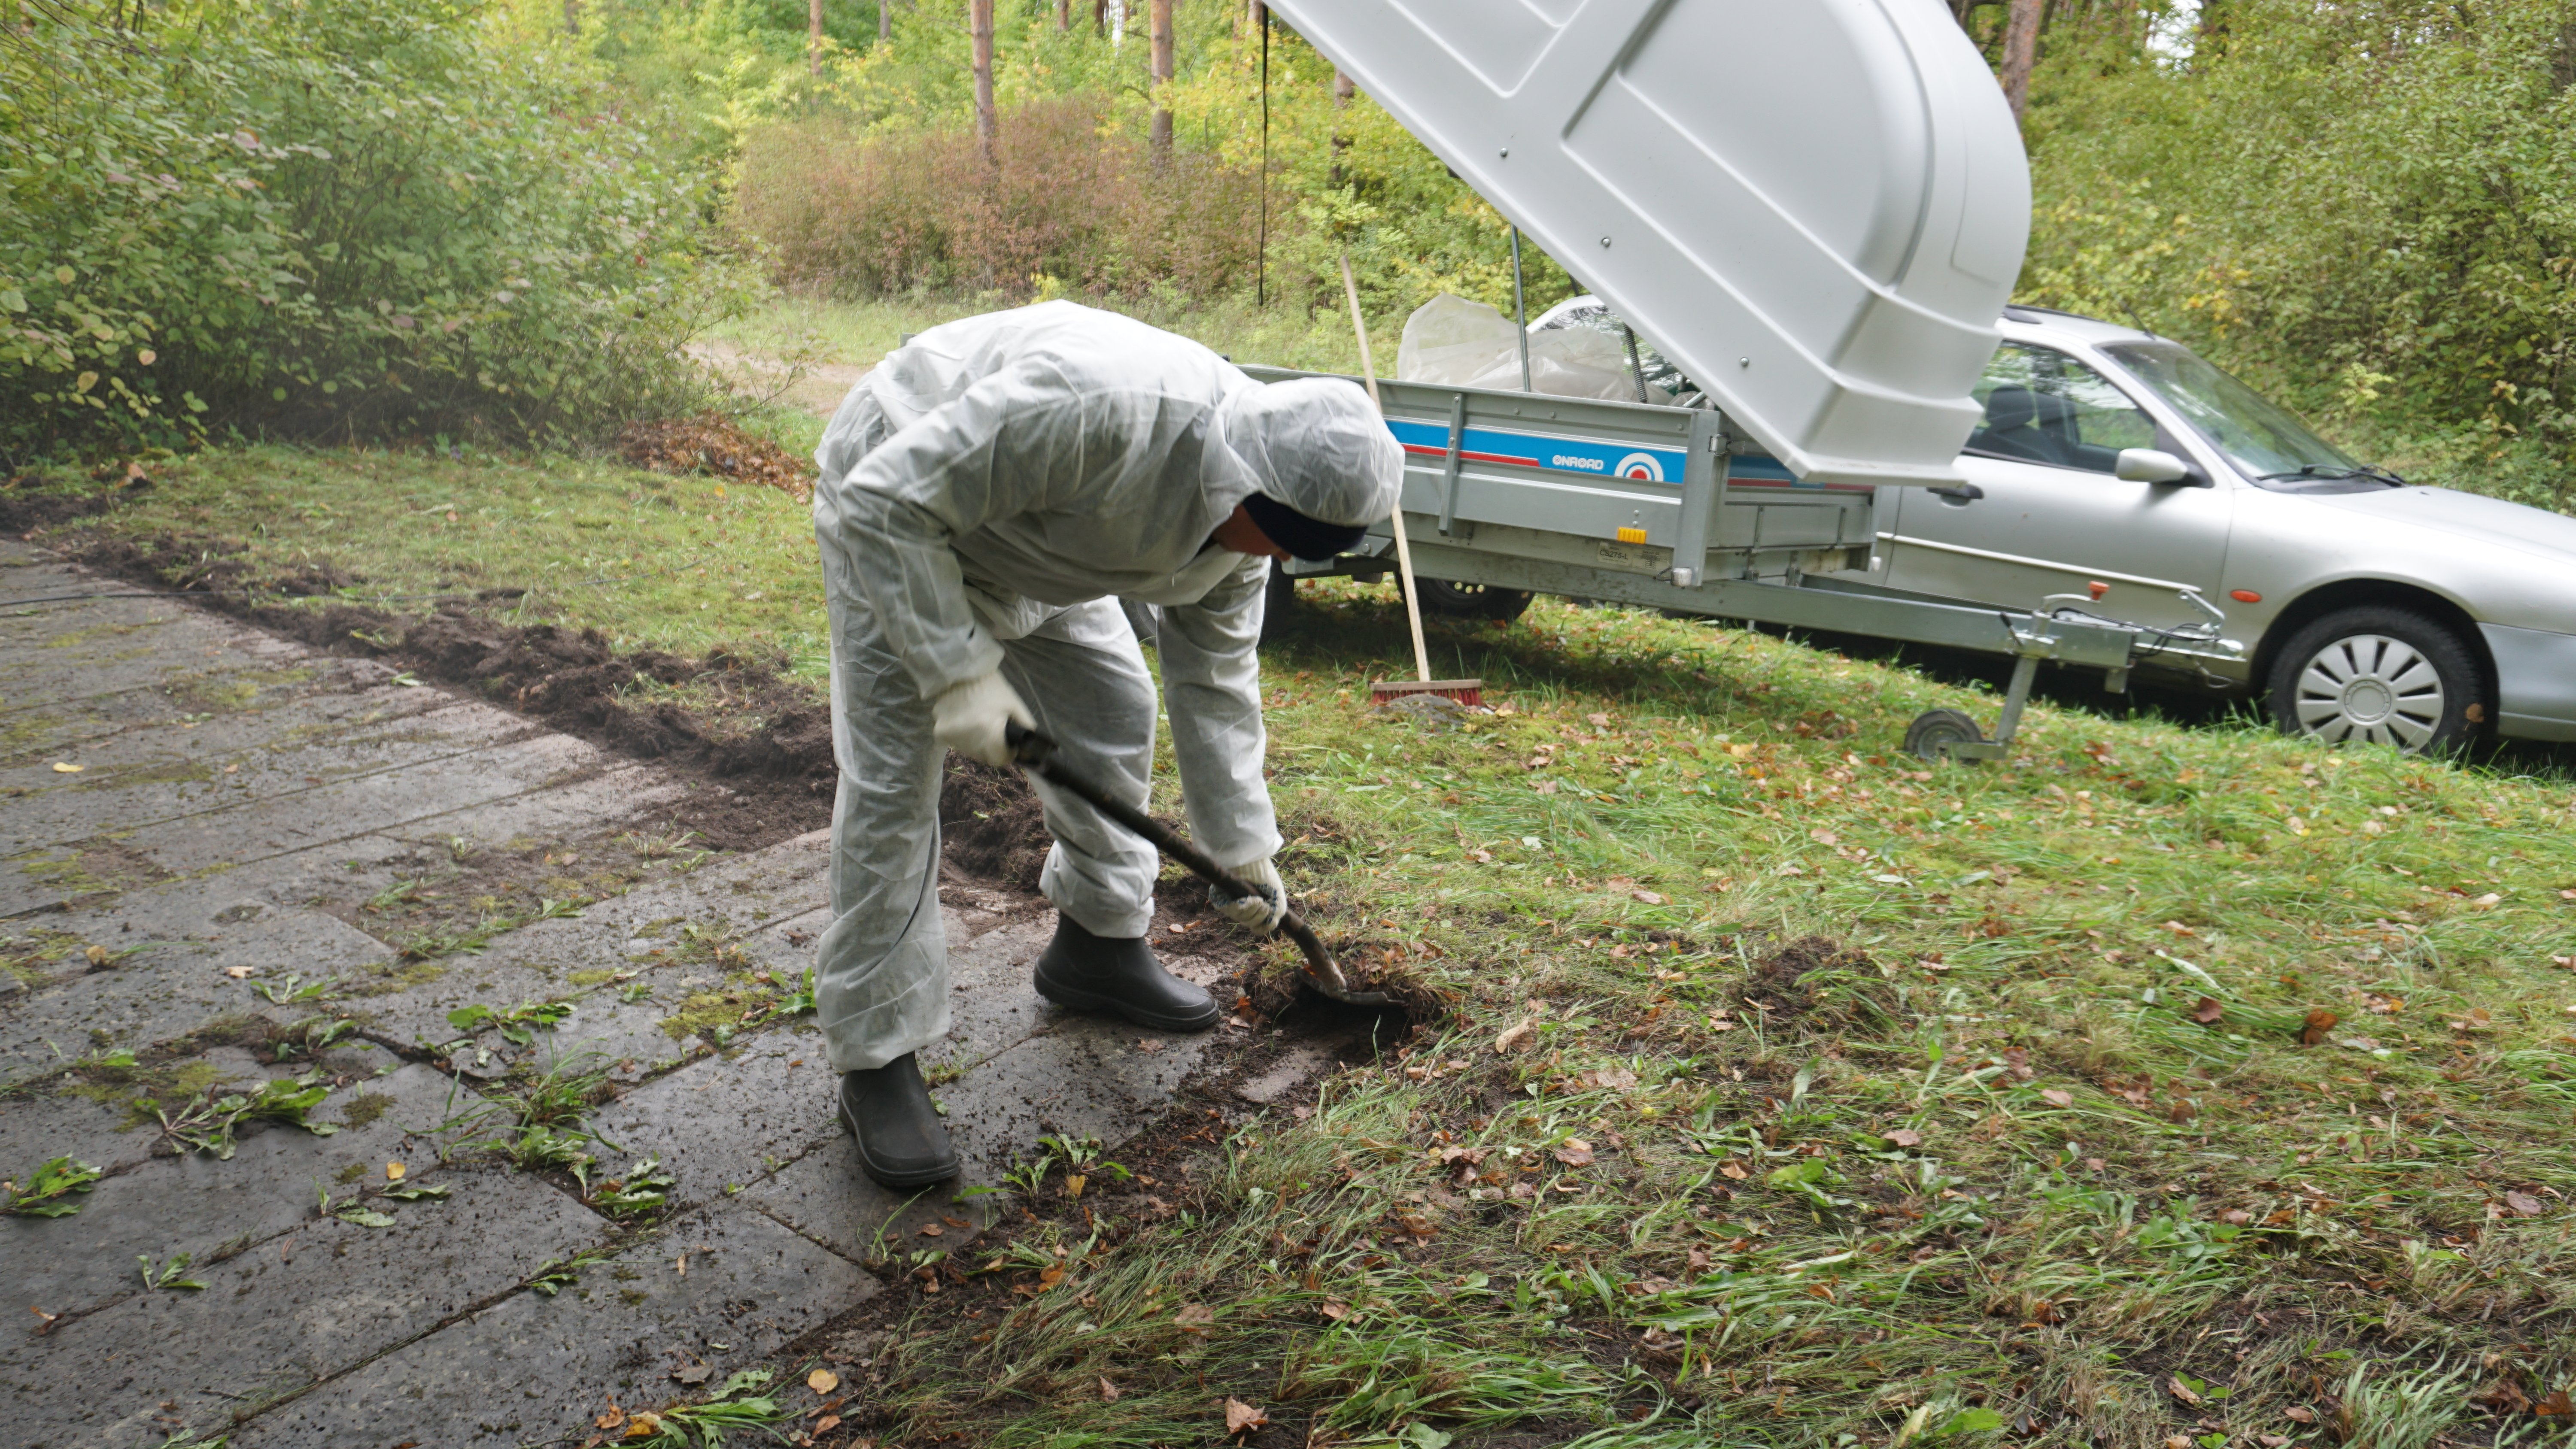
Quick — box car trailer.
[1253,368,2244,761]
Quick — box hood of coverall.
[1211,377,1403,530]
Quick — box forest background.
[9,0,2576,515]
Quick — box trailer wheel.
[1407,576,1534,623]
[1903,708,1987,763]
[1259,562,1297,646]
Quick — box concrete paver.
[228,1204,875,1449]
[0,541,1230,1447]
[0,1169,608,1449]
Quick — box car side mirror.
[2115,447,2202,485]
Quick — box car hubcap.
[2292,634,2444,750]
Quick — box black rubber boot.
[837,1053,960,1189]
[1032,912,1223,1032]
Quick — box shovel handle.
[1002,724,1387,1006]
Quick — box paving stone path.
[0,542,1255,1447]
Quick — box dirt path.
[0,540,1376,1446]
[689,341,872,419]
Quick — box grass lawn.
[15,411,2576,1447]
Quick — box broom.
[1337,252,1486,710]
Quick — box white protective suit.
[809,301,1395,1073]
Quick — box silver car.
[1539,297,2576,752]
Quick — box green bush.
[2023,0,2576,502]
[0,0,760,462]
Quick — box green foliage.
[137,1250,209,1291]
[156,1074,339,1159]
[2023,0,2576,508]
[3,1155,104,1217]
[0,0,759,461]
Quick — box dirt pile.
[1742,934,1894,1029]
[939,759,1050,890]
[617,414,817,503]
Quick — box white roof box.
[1273,0,2029,487]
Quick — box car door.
[1883,342,2236,632]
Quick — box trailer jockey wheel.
[1903,708,1987,762]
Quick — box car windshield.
[2100,340,2360,479]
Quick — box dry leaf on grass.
[808,1368,839,1394]
[2169,1376,2204,1408]
[1494,1018,1535,1055]
[2191,995,2225,1025]
[1098,1377,1121,1403]
[1176,1302,1214,1334]
[1553,1139,1595,1167]
[2040,1088,2073,1107]
[1884,1128,1923,1148]
[617,415,817,503]
[1224,1398,1270,1435]
[2503,1191,2546,1218]
[2301,1008,2339,1046]
[1318,1300,1351,1321]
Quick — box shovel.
[1003,723,1390,1007]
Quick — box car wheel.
[1408,576,1534,623]
[2265,606,2486,754]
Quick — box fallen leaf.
[1318,1300,1351,1321]
[1098,1377,1121,1403]
[2471,893,2503,909]
[386,1162,406,1182]
[2284,1407,2316,1425]
[814,1415,841,1434]
[1553,1139,1595,1167]
[1631,889,1665,905]
[671,1364,711,1386]
[1719,1162,1750,1180]
[2192,995,2225,1025]
[2301,1008,2338,1046]
[1176,1302,1214,1334]
[1065,1174,1087,1199]
[49,761,82,773]
[1494,1019,1535,1055]
[84,944,106,967]
[2169,1376,2204,1408]
[2534,1390,2574,1417]
[1036,1264,1064,1290]
[225,966,256,979]
[1810,829,1840,846]
[2040,1088,2073,1107]
[917,1223,944,1237]
[2503,1191,2546,1218]
[2221,1209,2251,1225]
[1883,1128,1923,1148]
[1224,1398,1270,1435]
[595,1403,626,1430]
[809,1368,839,1394]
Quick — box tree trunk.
[878,0,890,42]
[970,0,997,163]
[1149,0,1175,159]
[1329,68,1355,188]
[563,0,579,36]
[1057,0,1070,32]
[810,0,824,75]
[1999,0,2042,121]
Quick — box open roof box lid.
[1271,0,2030,488]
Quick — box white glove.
[931,672,1034,767]
[1210,856,1288,935]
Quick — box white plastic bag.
[1394,293,1670,404]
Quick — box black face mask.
[1240,491,1367,562]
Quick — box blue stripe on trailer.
[1385,417,1688,483]
[1384,416,1841,488]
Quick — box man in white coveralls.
[810,300,1402,1189]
